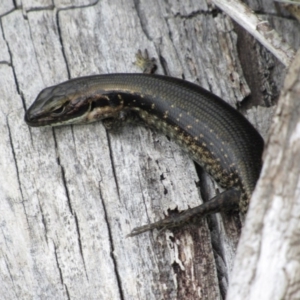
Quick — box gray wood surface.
[0,0,298,299]
[228,47,300,300]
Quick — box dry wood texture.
[0,0,298,299]
[228,47,300,300]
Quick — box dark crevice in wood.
[27,14,47,86]
[74,213,88,280]
[158,53,171,76]
[54,245,64,285]
[60,165,74,215]
[161,1,221,20]
[52,130,74,215]
[70,126,77,153]
[132,0,152,41]
[55,1,100,11]
[54,243,71,300]
[233,21,282,113]
[171,261,182,299]
[0,8,16,18]
[173,8,222,20]
[194,163,227,299]
[0,21,11,63]
[105,131,121,198]
[4,257,17,297]
[98,184,125,300]
[24,0,99,13]
[12,0,17,9]
[52,129,61,165]
[137,173,152,224]
[171,221,221,299]
[1,18,29,125]
[64,284,71,300]
[25,6,55,12]
[6,118,25,202]
[55,10,71,79]
[38,201,49,245]
[155,159,169,195]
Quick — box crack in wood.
[38,200,49,245]
[52,130,74,215]
[105,131,121,198]
[98,183,125,300]
[6,117,24,201]
[74,213,88,280]
[53,243,67,291]
[55,10,71,79]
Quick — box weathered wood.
[227,47,300,300]
[0,0,297,299]
[212,0,295,66]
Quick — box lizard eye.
[51,101,70,117]
[51,102,69,116]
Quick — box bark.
[227,47,300,300]
[0,0,297,299]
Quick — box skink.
[25,72,264,236]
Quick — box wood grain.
[0,0,297,299]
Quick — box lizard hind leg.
[127,188,241,237]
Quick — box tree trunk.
[227,47,300,300]
[0,0,298,299]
